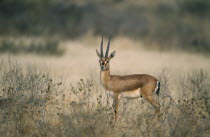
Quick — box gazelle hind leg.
[144,95,160,115]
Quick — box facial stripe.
[99,59,110,70]
[104,62,107,67]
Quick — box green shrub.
[178,0,210,16]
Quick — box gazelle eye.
[107,61,109,63]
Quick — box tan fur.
[99,61,160,121]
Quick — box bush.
[178,0,210,16]
[0,61,63,136]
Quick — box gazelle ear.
[96,49,101,57]
[109,51,116,58]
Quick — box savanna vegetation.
[0,0,210,137]
[0,60,209,137]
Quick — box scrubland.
[0,37,209,137]
[1,0,210,136]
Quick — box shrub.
[178,0,210,16]
[0,60,63,137]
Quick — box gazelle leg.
[113,93,120,122]
[144,95,160,115]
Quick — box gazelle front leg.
[113,93,120,122]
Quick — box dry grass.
[1,36,210,82]
[0,37,210,137]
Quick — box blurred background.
[0,0,210,53]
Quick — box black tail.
[156,81,160,96]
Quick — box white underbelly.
[120,88,141,99]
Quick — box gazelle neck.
[100,66,111,89]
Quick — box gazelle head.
[96,36,116,71]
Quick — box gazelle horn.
[100,35,104,57]
[105,35,111,57]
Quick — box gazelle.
[96,36,160,121]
